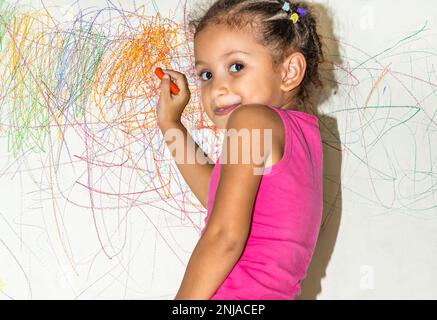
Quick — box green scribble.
[1,13,108,156]
[0,0,15,51]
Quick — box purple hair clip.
[296,7,306,17]
[281,2,307,24]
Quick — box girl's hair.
[188,0,324,106]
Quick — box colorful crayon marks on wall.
[0,280,6,293]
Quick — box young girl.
[157,0,324,300]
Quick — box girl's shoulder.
[226,104,286,168]
[227,104,285,135]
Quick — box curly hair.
[188,0,324,106]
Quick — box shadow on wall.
[297,2,343,300]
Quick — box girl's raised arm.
[159,121,214,209]
[157,69,214,209]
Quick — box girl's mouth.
[214,104,240,116]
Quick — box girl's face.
[194,24,291,130]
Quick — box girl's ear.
[280,52,307,92]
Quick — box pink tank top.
[201,105,323,300]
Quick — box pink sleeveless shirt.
[201,105,323,300]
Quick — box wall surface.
[0,0,436,299]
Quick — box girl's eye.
[198,71,212,81]
[230,63,244,73]
[197,63,245,82]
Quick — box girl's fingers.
[162,69,188,87]
[161,69,180,77]
[162,70,182,81]
[162,69,185,79]
[159,75,173,100]
[162,69,179,75]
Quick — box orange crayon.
[154,67,180,95]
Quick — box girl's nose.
[211,76,231,96]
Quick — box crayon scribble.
[0,279,6,293]
[0,0,435,299]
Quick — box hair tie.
[280,1,306,24]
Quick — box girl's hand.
[157,68,191,125]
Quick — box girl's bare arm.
[159,120,214,209]
[174,105,277,299]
